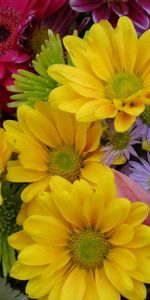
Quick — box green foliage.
[0,278,28,300]
[8,31,65,108]
[0,182,25,276]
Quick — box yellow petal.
[125,202,150,227]
[48,85,79,107]
[72,178,94,206]
[60,267,86,300]
[18,244,55,265]
[99,198,131,232]
[8,230,33,250]
[42,253,70,280]
[58,97,90,114]
[81,162,114,189]
[104,259,134,299]
[108,248,137,270]
[95,103,117,119]
[95,165,117,203]
[135,29,150,73]
[47,64,100,89]
[87,22,114,80]
[126,224,150,248]
[47,281,63,300]
[21,175,50,202]
[10,261,46,280]
[130,259,150,284]
[25,192,58,219]
[50,175,72,194]
[28,265,66,299]
[113,16,137,72]
[83,122,102,153]
[17,105,34,135]
[6,166,46,182]
[26,275,52,299]
[52,189,85,227]
[83,193,104,226]
[64,36,92,73]
[19,147,49,172]
[74,122,90,154]
[95,268,120,300]
[25,106,62,147]
[123,101,145,116]
[17,203,28,225]
[51,109,74,146]
[24,215,69,246]
[84,272,99,300]
[129,280,147,300]
[70,81,104,98]
[114,111,136,132]
[76,100,103,122]
[109,224,134,245]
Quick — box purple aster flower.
[69,0,150,32]
[100,123,139,165]
[129,153,150,193]
[135,105,150,146]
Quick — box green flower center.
[29,28,49,55]
[106,73,142,100]
[111,132,130,150]
[68,228,110,269]
[49,145,81,183]
[140,106,150,127]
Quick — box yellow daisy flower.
[0,128,12,204]
[48,16,150,132]
[8,172,150,300]
[4,102,102,203]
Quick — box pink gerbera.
[0,0,67,112]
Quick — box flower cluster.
[0,2,150,300]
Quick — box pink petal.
[70,0,100,12]
[0,64,6,79]
[111,2,129,16]
[129,1,149,31]
[45,0,67,17]
[93,4,110,22]
[114,169,150,225]
[0,50,19,62]
[137,0,150,13]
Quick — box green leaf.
[8,31,65,108]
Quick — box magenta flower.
[69,0,150,32]
[0,0,67,112]
[22,2,78,56]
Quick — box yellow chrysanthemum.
[9,171,150,300]
[48,16,150,132]
[0,128,12,204]
[4,101,103,203]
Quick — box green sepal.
[0,234,16,277]
[7,31,65,108]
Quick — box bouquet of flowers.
[0,1,150,300]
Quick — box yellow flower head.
[9,171,150,300]
[0,128,12,204]
[4,102,103,203]
[48,16,150,132]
